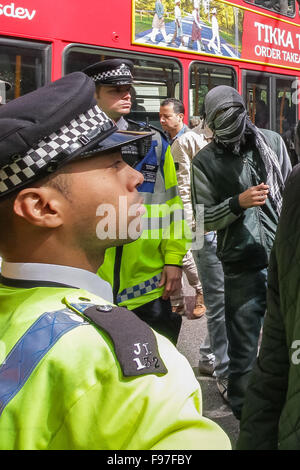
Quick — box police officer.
[0,73,231,450]
[83,59,190,344]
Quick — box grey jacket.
[171,125,212,230]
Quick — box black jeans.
[224,267,267,419]
[132,297,182,345]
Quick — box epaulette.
[66,301,168,378]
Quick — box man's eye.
[111,160,123,168]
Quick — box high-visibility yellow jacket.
[0,282,231,450]
[98,129,191,309]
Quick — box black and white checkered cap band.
[91,64,133,84]
[0,105,114,196]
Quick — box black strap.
[113,246,123,304]
[0,275,75,290]
[82,304,168,377]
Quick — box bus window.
[0,38,51,102]
[244,0,295,18]
[0,80,10,105]
[189,62,236,124]
[63,46,182,127]
[275,77,297,136]
[244,73,270,129]
[243,71,298,132]
[275,77,298,164]
[243,70,298,164]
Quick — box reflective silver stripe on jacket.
[141,208,185,231]
[141,184,179,205]
[117,272,162,304]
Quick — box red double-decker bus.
[0,0,299,160]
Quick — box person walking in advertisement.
[189,1,204,51]
[208,7,221,54]
[170,0,185,47]
[151,0,169,43]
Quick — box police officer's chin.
[116,215,144,246]
[112,232,142,248]
[120,225,144,246]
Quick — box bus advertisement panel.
[133,0,300,70]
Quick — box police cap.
[83,59,134,86]
[0,72,150,199]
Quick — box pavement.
[175,277,240,449]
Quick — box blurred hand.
[159,265,182,300]
[238,183,269,209]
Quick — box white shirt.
[116,116,129,130]
[212,15,219,34]
[175,5,181,20]
[192,9,201,29]
[1,261,113,303]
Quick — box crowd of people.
[0,57,299,450]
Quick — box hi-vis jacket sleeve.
[160,145,191,265]
[191,162,241,232]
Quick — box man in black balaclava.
[191,85,292,420]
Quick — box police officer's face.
[8,151,144,272]
[62,151,145,251]
[159,104,184,135]
[96,85,132,121]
